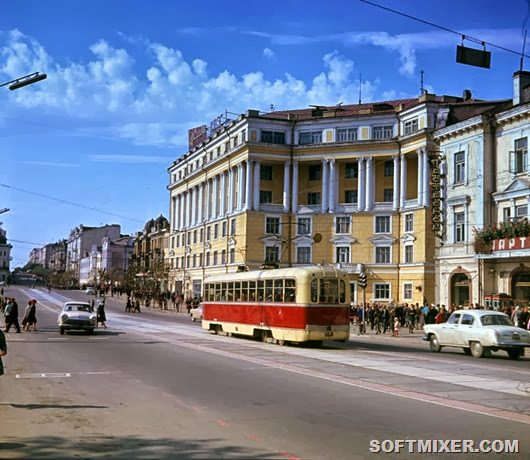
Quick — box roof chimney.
[513,70,530,106]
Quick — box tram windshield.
[311,278,346,304]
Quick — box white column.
[365,157,374,211]
[400,155,408,209]
[357,158,365,212]
[417,149,424,207]
[245,160,252,210]
[191,187,197,225]
[172,196,178,232]
[180,194,185,230]
[220,173,226,216]
[237,163,244,210]
[328,159,336,212]
[422,149,430,207]
[185,191,190,227]
[283,160,290,213]
[253,160,261,210]
[321,159,329,213]
[198,183,204,222]
[292,160,299,212]
[205,180,211,221]
[393,156,400,211]
[228,168,234,214]
[212,176,218,218]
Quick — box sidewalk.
[349,323,424,342]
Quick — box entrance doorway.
[451,273,470,306]
[511,272,530,304]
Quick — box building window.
[297,218,311,235]
[372,125,394,140]
[345,162,358,179]
[214,224,219,239]
[199,254,203,267]
[336,128,358,142]
[265,246,279,263]
[335,216,350,234]
[503,207,511,222]
[221,249,226,265]
[454,151,465,183]
[222,221,227,237]
[374,283,390,300]
[213,251,218,265]
[375,246,391,264]
[345,190,358,204]
[199,228,203,243]
[261,130,285,144]
[297,246,311,264]
[229,248,235,263]
[193,254,197,268]
[405,213,414,232]
[260,190,273,203]
[308,164,322,181]
[260,165,273,180]
[186,255,190,268]
[266,217,280,234]
[454,211,465,243]
[375,215,391,233]
[336,246,350,263]
[187,232,191,245]
[383,189,393,202]
[225,141,229,153]
[175,234,180,247]
[307,192,321,205]
[299,131,322,145]
[206,226,211,241]
[384,160,393,176]
[403,118,419,135]
[515,204,528,220]
[403,283,413,300]
[175,258,179,269]
[193,230,197,244]
[181,256,185,268]
[206,252,210,266]
[513,137,528,174]
[404,245,413,264]
[230,218,236,236]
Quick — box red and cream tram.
[201,266,350,345]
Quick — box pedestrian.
[96,299,107,329]
[4,298,21,333]
[0,328,6,376]
[125,297,132,313]
[392,316,400,337]
[22,299,38,332]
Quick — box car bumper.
[59,320,95,330]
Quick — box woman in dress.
[96,299,107,329]
[22,300,37,332]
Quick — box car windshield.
[479,315,513,326]
[65,304,91,312]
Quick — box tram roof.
[203,265,348,282]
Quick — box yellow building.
[167,94,472,303]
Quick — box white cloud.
[263,48,275,59]
[87,154,176,164]
[22,161,79,168]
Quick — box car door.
[455,313,475,346]
[438,313,461,345]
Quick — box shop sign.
[429,152,444,239]
[491,237,530,252]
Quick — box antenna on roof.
[420,69,425,94]
[358,72,362,104]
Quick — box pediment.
[294,235,314,245]
[493,177,530,202]
[260,235,286,245]
[369,234,396,245]
[329,235,358,244]
[504,178,530,193]
[401,233,416,243]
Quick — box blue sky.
[0,0,529,268]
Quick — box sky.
[1,0,529,268]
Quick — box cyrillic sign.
[429,152,444,239]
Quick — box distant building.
[0,223,12,282]
[29,240,67,271]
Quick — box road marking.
[47,337,68,340]
[89,337,110,340]
[217,418,230,427]
[16,372,71,379]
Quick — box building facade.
[0,224,12,282]
[167,95,488,303]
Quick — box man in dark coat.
[5,298,21,333]
[0,328,7,375]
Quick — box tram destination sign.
[429,152,444,239]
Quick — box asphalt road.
[1,285,529,459]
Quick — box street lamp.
[0,72,47,91]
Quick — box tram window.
[227,282,234,301]
[265,279,273,301]
[285,279,296,302]
[311,279,318,303]
[214,283,221,301]
[249,281,257,301]
[204,284,210,301]
[274,279,284,302]
[241,281,248,301]
[257,280,265,301]
[339,280,346,303]
[235,282,241,301]
[221,283,227,301]
[320,279,339,303]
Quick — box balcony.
[258,203,284,213]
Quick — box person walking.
[392,315,400,337]
[22,299,38,332]
[0,328,7,376]
[4,298,21,333]
[96,299,107,329]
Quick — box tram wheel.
[277,339,286,346]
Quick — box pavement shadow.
[4,403,109,409]
[0,435,281,459]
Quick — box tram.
[201,265,351,345]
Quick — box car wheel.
[429,335,442,352]
[59,327,65,335]
[463,347,471,355]
[470,341,486,358]
[87,328,95,335]
[507,347,523,360]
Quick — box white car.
[424,309,530,359]
[85,287,96,295]
[190,305,203,322]
[58,301,96,335]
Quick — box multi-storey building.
[0,223,12,282]
[167,94,494,303]
[437,71,530,307]
[66,224,121,280]
[29,240,67,271]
